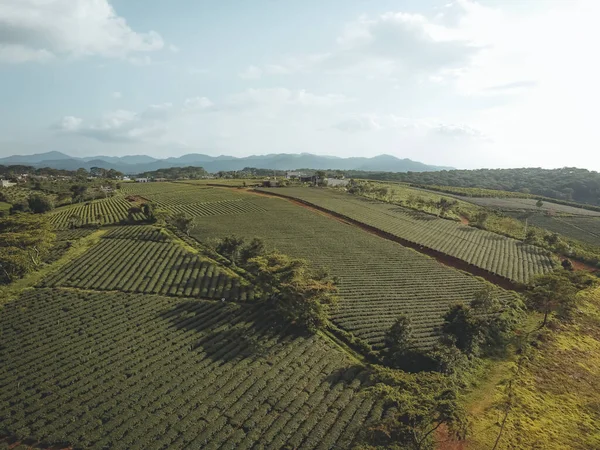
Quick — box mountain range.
[0,151,452,174]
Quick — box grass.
[0,229,105,308]
[462,287,600,449]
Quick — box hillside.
[0,152,450,174]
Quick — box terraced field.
[189,195,518,349]
[121,182,265,218]
[0,288,383,449]
[258,187,556,284]
[510,213,600,248]
[464,196,600,216]
[48,195,145,229]
[41,226,254,301]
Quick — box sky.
[0,0,599,170]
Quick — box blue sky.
[1,0,599,170]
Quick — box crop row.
[48,196,145,229]
[161,199,268,217]
[103,225,170,242]
[40,229,253,301]
[465,196,600,216]
[121,182,244,204]
[515,213,600,248]
[0,288,384,449]
[188,196,519,349]
[258,187,556,283]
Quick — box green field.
[47,195,146,229]
[40,226,254,301]
[0,288,382,449]
[184,193,518,349]
[121,182,265,218]
[464,196,600,216]
[506,213,600,248]
[258,187,556,284]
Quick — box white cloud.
[333,114,483,139]
[188,68,209,75]
[183,97,214,111]
[433,123,483,138]
[0,44,54,64]
[242,9,478,81]
[169,44,180,53]
[226,88,350,110]
[238,65,263,79]
[59,116,83,131]
[111,91,122,99]
[0,0,164,64]
[57,107,167,143]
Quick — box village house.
[325,178,350,187]
[0,179,16,188]
[135,178,149,183]
[285,171,307,179]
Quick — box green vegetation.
[47,195,147,229]
[2,177,598,450]
[0,213,55,284]
[185,192,517,349]
[465,286,600,450]
[0,288,381,449]
[349,167,600,207]
[259,187,556,283]
[40,226,253,300]
[212,235,339,332]
[136,166,209,179]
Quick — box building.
[0,179,16,188]
[286,171,307,179]
[325,178,349,187]
[135,178,149,183]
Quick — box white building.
[135,178,149,183]
[325,178,349,187]
[0,179,16,188]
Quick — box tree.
[127,206,143,222]
[68,214,81,229]
[471,211,488,228]
[70,184,87,203]
[141,203,155,222]
[28,193,54,214]
[0,214,56,283]
[526,271,593,326]
[169,212,195,236]
[215,235,246,264]
[561,258,574,271]
[239,238,267,264]
[365,370,468,450]
[524,229,537,244]
[536,198,544,208]
[437,197,456,217]
[441,303,482,356]
[385,314,413,354]
[245,252,338,332]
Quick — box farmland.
[464,196,600,216]
[511,213,600,248]
[40,226,255,301]
[185,193,518,349]
[0,288,382,449]
[121,182,265,218]
[258,187,556,284]
[47,195,146,229]
[2,179,574,449]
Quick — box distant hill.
[0,152,451,174]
